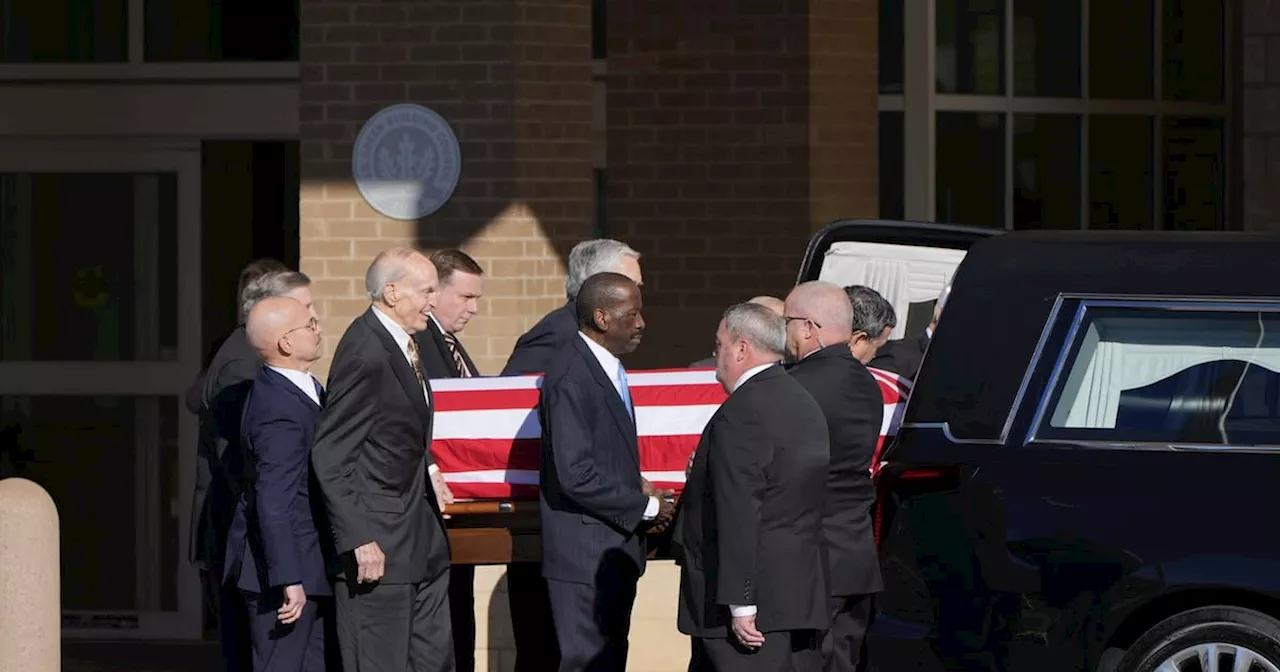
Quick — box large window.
[1037,304,1280,447]
[879,0,1230,230]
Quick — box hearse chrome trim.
[1023,296,1280,448]
[997,294,1069,444]
[1025,440,1280,455]
[897,422,1005,445]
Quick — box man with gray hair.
[783,282,884,672]
[689,295,784,368]
[673,301,831,670]
[499,237,643,671]
[843,285,897,365]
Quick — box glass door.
[0,140,202,640]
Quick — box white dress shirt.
[266,365,322,406]
[371,306,439,476]
[728,361,777,619]
[577,333,660,521]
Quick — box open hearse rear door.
[797,219,1000,340]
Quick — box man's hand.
[353,541,385,583]
[641,477,656,497]
[278,584,306,624]
[731,614,766,650]
[431,468,455,519]
[655,492,676,523]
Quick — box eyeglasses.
[783,316,822,329]
[284,318,320,337]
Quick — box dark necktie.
[406,338,426,384]
[443,332,472,378]
[312,377,325,404]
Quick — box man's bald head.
[783,281,853,360]
[246,296,322,365]
[747,295,785,316]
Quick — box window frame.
[1023,296,1280,452]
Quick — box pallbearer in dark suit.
[501,238,644,672]
[311,247,456,672]
[537,272,675,672]
[673,302,831,672]
[783,282,885,672]
[412,249,484,672]
[224,295,336,671]
[840,285,897,366]
[687,296,783,368]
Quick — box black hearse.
[799,221,1280,672]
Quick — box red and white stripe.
[430,365,914,500]
[868,366,912,478]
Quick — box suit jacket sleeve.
[310,354,376,554]
[708,410,769,607]
[544,376,649,533]
[246,407,308,589]
[502,326,556,376]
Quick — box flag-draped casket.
[430,366,912,501]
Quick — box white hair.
[365,247,419,301]
[240,271,310,322]
[723,302,786,357]
[565,239,641,300]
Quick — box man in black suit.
[185,261,310,670]
[688,296,783,368]
[783,282,885,672]
[225,296,335,671]
[868,283,948,379]
[311,247,455,671]
[673,301,830,671]
[500,238,644,671]
[841,285,897,366]
[413,249,484,672]
[537,272,675,672]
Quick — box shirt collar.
[429,312,448,336]
[578,332,622,385]
[266,364,321,405]
[372,305,412,354]
[731,362,775,393]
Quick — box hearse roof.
[908,229,1280,441]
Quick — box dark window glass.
[1012,0,1081,97]
[1090,0,1154,98]
[0,174,179,361]
[1089,116,1154,229]
[145,0,299,61]
[0,395,180,611]
[592,0,607,60]
[1163,0,1225,101]
[1163,117,1224,231]
[879,111,905,220]
[0,0,127,62]
[1013,114,1081,230]
[937,0,1005,95]
[936,112,1005,228]
[879,0,904,93]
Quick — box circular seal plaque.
[352,103,462,220]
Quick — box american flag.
[430,366,912,501]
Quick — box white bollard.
[0,477,60,672]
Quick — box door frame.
[0,139,203,640]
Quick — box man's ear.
[592,308,609,333]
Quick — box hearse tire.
[1115,605,1280,672]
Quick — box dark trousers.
[449,565,476,672]
[507,562,560,671]
[821,594,874,672]
[546,576,637,672]
[243,592,338,672]
[334,569,455,672]
[691,631,823,672]
[203,567,251,672]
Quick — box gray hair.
[240,271,311,321]
[365,247,419,301]
[565,239,641,300]
[722,302,786,357]
[844,285,897,336]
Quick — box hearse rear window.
[1037,305,1280,447]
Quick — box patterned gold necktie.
[406,338,426,384]
[444,332,472,378]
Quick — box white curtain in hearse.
[817,242,967,340]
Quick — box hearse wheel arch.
[1115,606,1280,672]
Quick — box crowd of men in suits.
[185,237,931,672]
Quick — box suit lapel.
[261,367,321,412]
[362,309,432,432]
[571,336,639,451]
[429,319,479,378]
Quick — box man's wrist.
[642,496,659,520]
[730,604,757,618]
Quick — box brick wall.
[299,0,595,380]
[1243,0,1280,231]
[606,0,880,368]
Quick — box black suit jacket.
[415,318,479,379]
[501,301,576,376]
[186,326,260,569]
[672,365,831,638]
[537,334,650,585]
[786,345,885,596]
[869,330,930,380]
[311,308,451,585]
[224,367,333,597]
